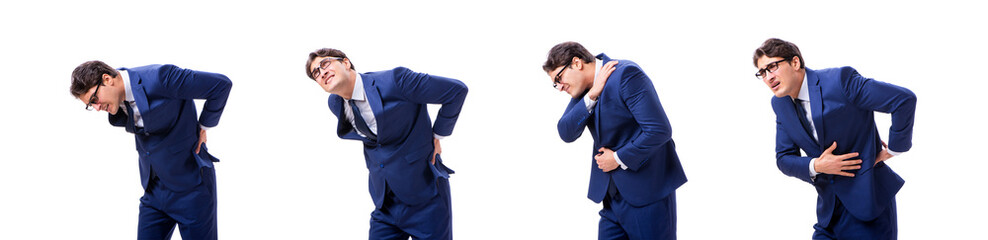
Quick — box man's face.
[309,56,352,94]
[548,63,589,99]
[756,56,802,98]
[78,74,124,115]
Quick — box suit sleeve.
[157,64,233,128]
[774,106,814,183]
[392,67,468,136]
[614,66,673,172]
[838,67,916,152]
[557,97,591,143]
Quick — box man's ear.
[791,56,803,69]
[102,73,114,86]
[572,56,583,70]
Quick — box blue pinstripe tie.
[349,100,377,141]
[794,99,814,139]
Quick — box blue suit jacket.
[772,67,914,227]
[328,67,468,208]
[108,64,231,192]
[558,53,687,207]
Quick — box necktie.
[123,102,146,135]
[123,102,136,134]
[793,99,815,140]
[349,100,377,141]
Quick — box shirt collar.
[592,58,602,85]
[349,72,366,101]
[797,72,810,101]
[121,70,135,102]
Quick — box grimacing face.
[79,74,124,114]
[309,56,352,94]
[548,63,590,99]
[756,56,803,98]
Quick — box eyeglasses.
[85,84,102,111]
[755,58,791,80]
[552,65,569,89]
[311,57,343,81]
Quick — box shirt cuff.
[613,151,629,170]
[887,149,904,156]
[434,133,447,140]
[584,95,597,112]
[809,157,820,178]
[199,124,212,131]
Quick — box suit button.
[830,180,834,184]
[379,164,384,168]
[146,152,151,156]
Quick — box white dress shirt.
[802,74,901,178]
[583,59,629,170]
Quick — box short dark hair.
[543,41,595,73]
[70,60,118,98]
[753,38,805,69]
[305,48,354,80]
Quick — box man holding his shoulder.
[543,42,687,239]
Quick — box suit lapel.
[333,96,370,141]
[335,97,353,137]
[806,69,826,145]
[363,74,384,119]
[592,53,611,142]
[593,96,602,141]
[127,69,152,132]
[782,98,820,152]
[362,73,385,141]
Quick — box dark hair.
[70,60,118,98]
[543,41,595,73]
[753,38,805,69]
[305,48,354,80]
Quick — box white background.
[1,0,985,239]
